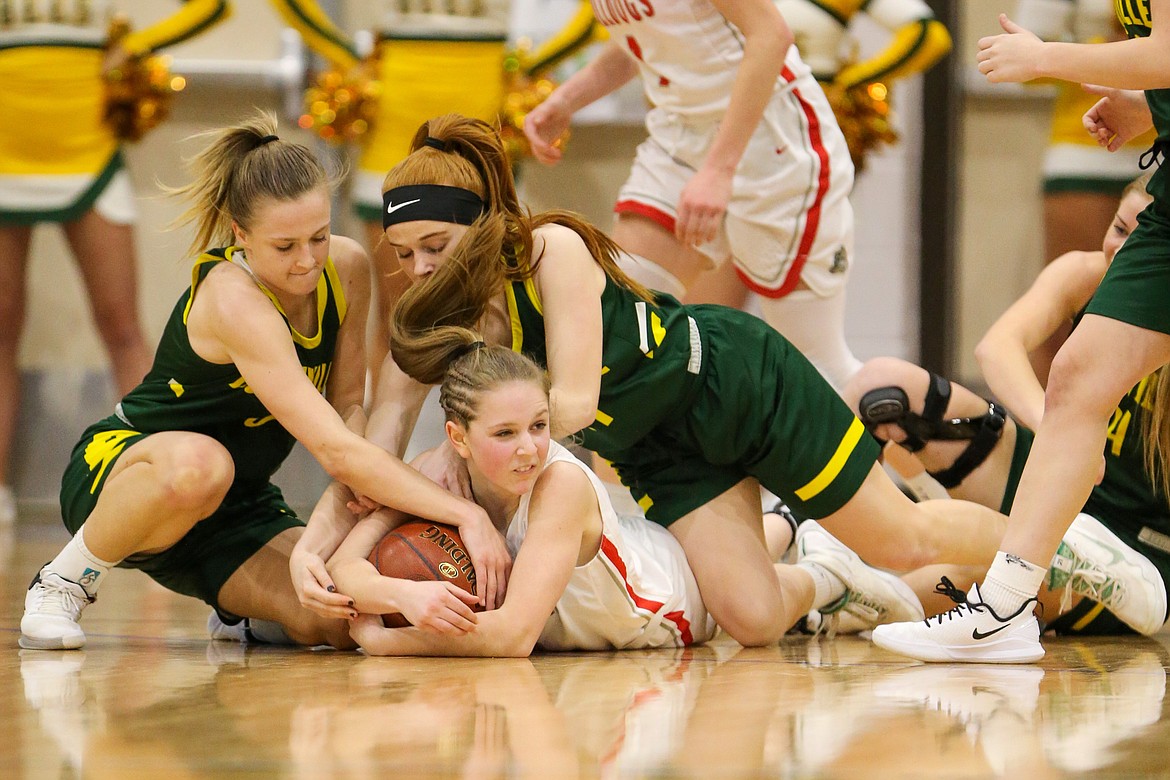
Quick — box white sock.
[246,619,296,645]
[798,561,847,611]
[980,551,1046,616]
[46,528,120,597]
[616,253,687,298]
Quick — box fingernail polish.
[327,585,336,593]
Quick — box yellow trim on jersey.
[835,19,951,89]
[795,418,865,501]
[504,284,524,353]
[523,276,543,315]
[122,0,231,57]
[183,252,221,325]
[323,256,347,325]
[594,410,613,426]
[184,248,339,349]
[268,0,360,69]
[637,494,654,513]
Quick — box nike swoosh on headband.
[386,198,422,214]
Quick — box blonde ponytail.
[166,110,332,258]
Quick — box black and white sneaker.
[871,577,1044,663]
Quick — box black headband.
[382,184,485,229]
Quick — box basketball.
[367,519,481,627]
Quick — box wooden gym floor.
[4,514,1170,779]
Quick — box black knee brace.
[857,372,1007,489]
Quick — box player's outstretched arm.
[978,4,1170,90]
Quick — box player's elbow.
[973,333,1004,374]
[760,11,794,58]
[484,615,542,657]
[312,434,362,484]
[552,395,600,439]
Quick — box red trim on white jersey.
[736,65,832,299]
[614,199,676,234]
[600,534,694,645]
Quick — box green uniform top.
[504,270,702,455]
[114,247,347,493]
[1083,371,1170,539]
[1116,0,1170,206]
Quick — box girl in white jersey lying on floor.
[330,345,913,655]
[523,0,862,389]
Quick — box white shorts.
[616,83,855,298]
[1043,143,1146,191]
[0,166,136,226]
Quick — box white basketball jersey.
[590,0,814,119]
[505,441,715,651]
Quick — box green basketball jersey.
[112,247,348,490]
[505,272,702,455]
[1083,371,1170,540]
[1116,0,1170,205]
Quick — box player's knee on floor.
[856,372,1006,489]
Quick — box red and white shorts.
[616,77,855,299]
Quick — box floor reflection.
[5,520,1170,778]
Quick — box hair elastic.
[258,134,279,145]
[422,136,447,151]
[450,340,488,362]
[382,184,485,229]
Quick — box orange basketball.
[367,519,481,627]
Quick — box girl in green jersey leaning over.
[336,114,1013,647]
[20,113,509,651]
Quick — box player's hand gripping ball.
[367,519,482,627]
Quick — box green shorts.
[999,423,1034,515]
[606,306,879,526]
[1085,185,1170,334]
[60,419,303,609]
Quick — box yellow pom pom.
[102,16,183,142]
[824,81,900,173]
[300,53,381,146]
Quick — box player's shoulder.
[532,456,596,510]
[1044,249,1108,286]
[533,221,587,251]
[328,234,370,274]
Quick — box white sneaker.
[0,484,15,525]
[796,520,925,632]
[19,570,94,650]
[871,578,1044,663]
[1048,514,1168,635]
